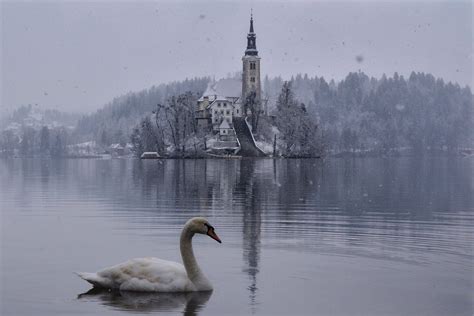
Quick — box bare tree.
[154,91,201,155]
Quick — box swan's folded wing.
[96,257,193,292]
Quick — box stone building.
[196,14,262,132]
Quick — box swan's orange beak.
[207,228,222,243]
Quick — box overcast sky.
[1,0,472,114]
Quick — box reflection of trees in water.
[319,157,473,219]
[132,160,242,214]
[77,288,212,315]
[7,157,471,244]
[312,157,473,260]
[6,157,471,262]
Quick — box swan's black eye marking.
[204,223,214,231]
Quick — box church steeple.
[242,11,262,112]
[245,12,258,56]
[249,12,254,33]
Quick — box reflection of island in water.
[78,288,212,315]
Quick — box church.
[195,14,263,134]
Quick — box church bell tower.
[242,13,261,109]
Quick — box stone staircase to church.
[233,117,266,157]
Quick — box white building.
[196,79,243,131]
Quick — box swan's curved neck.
[180,225,210,288]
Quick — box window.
[250,77,255,82]
[218,103,221,107]
[226,110,230,115]
[221,110,224,114]
[236,109,239,114]
[250,62,256,70]
[214,110,217,115]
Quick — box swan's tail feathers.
[75,272,105,288]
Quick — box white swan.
[76,217,222,292]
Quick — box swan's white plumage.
[76,217,220,292]
[78,257,196,292]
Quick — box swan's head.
[186,217,222,243]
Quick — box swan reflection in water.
[78,287,212,315]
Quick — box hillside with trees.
[0,78,209,158]
[265,71,473,155]
[0,105,80,158]
[1,72,472,158]
[73,77,210,147]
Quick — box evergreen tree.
[19,128,35,157]
[130,127,144,158]
[39,126,50,155]
[274,82,321,157]
[0,130,18,157]
[51,129,67,158]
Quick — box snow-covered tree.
[274,81,321,157]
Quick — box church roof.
[219,119,231,129]
[199,78,242,101]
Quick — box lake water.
[1,158,473,316]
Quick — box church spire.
[250,10,254,33]
[245,11,258,56]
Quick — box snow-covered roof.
[141,152,160,159]
[199,78,242,101]
[73,141,97,148]
[215,95,229,101]
[109,143,124,149]
[219,119,231,129]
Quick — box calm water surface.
[1,158,473,316]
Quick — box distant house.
[108,143,125,156]
[140,152,160,159]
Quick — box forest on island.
[1,71,472,158]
